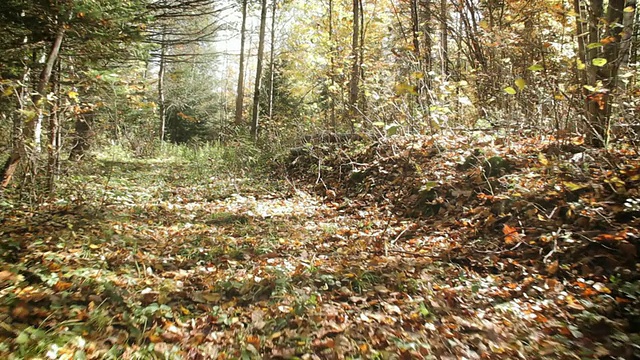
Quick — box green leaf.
[576,59,586,70]
[528,63,544,71]
[386,124,400,136]
[592,58,607,67]
[586,42,603,50]
[504,86,517,95]
[15,331,30,344]
[583,85,596,92]
[420,181,438,192]
[419,302,430,317]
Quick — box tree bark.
[158,32,167,142]
[348,0,360,124]
[235,0,249,126]
[328,0,337,130]
[440,0,448,75]
[47,60,61,193]
[251,0,269,141]
[268,0,277,121]
[1,25,65,190]
[585,0,628,146]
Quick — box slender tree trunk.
[47,60,61,193]
[268,0,277,121]
[410,0,421,58]
[158,34,167,142]
[357,0,366,113]
[410,0,425,130]
[235,0,249,126]
[348,0,360,125]
[632,1,640,63]
[328,0,337,130]
[251,0,269,141]
[440,0,448,75]
[421,0,432,73]
[574,0,587,85]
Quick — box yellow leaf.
[624,6,635,12]
[538,153,548,166]
[515,78,526,90]
[504,86,517,95]
[563,181,588,191]
[411,71,424,80]
[68,91,79,99]
[2,87,14,97]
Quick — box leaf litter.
[1,134,639,359]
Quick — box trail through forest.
[1,135,639,359]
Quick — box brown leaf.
[11,302,30,320]
[53,281,73,292]
[0,270,16,282]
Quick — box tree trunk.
[357,0,366,113]
[440,0,448,75]
[28,26,65,150]
[158,33,167,142]
[268,0,277,121]
[421,0,432,73]
[585,0,628,146]
[620,0,636,66]
[348,0,360,124]
[1,26,65,190]
[410,0,421,58]
[235,0,249,126]
[251,0,269,141]
[328,0,337,130]
[47,60,61,193]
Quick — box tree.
[580,0,636,146]
[235,0,249,126]
[251,0,269,141]
[348,0,361,125]
[145,0,226,142]
[1,0,147,190]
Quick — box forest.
[0,0,639,358]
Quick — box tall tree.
[251,0,269,140]
[268,0,278,122]
[583,0,633,146]
[348,0,361,123]
[235,0,249,126]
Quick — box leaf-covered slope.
[287,133,640,356]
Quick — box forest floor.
[0,134,639,359]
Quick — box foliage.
[2,136,640,359]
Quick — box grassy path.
[0,154,635,359]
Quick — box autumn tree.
[235,0,249,126]
[0,0,147,191]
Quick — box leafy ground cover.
[1,135,639,359]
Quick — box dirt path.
[0,156,636,359]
